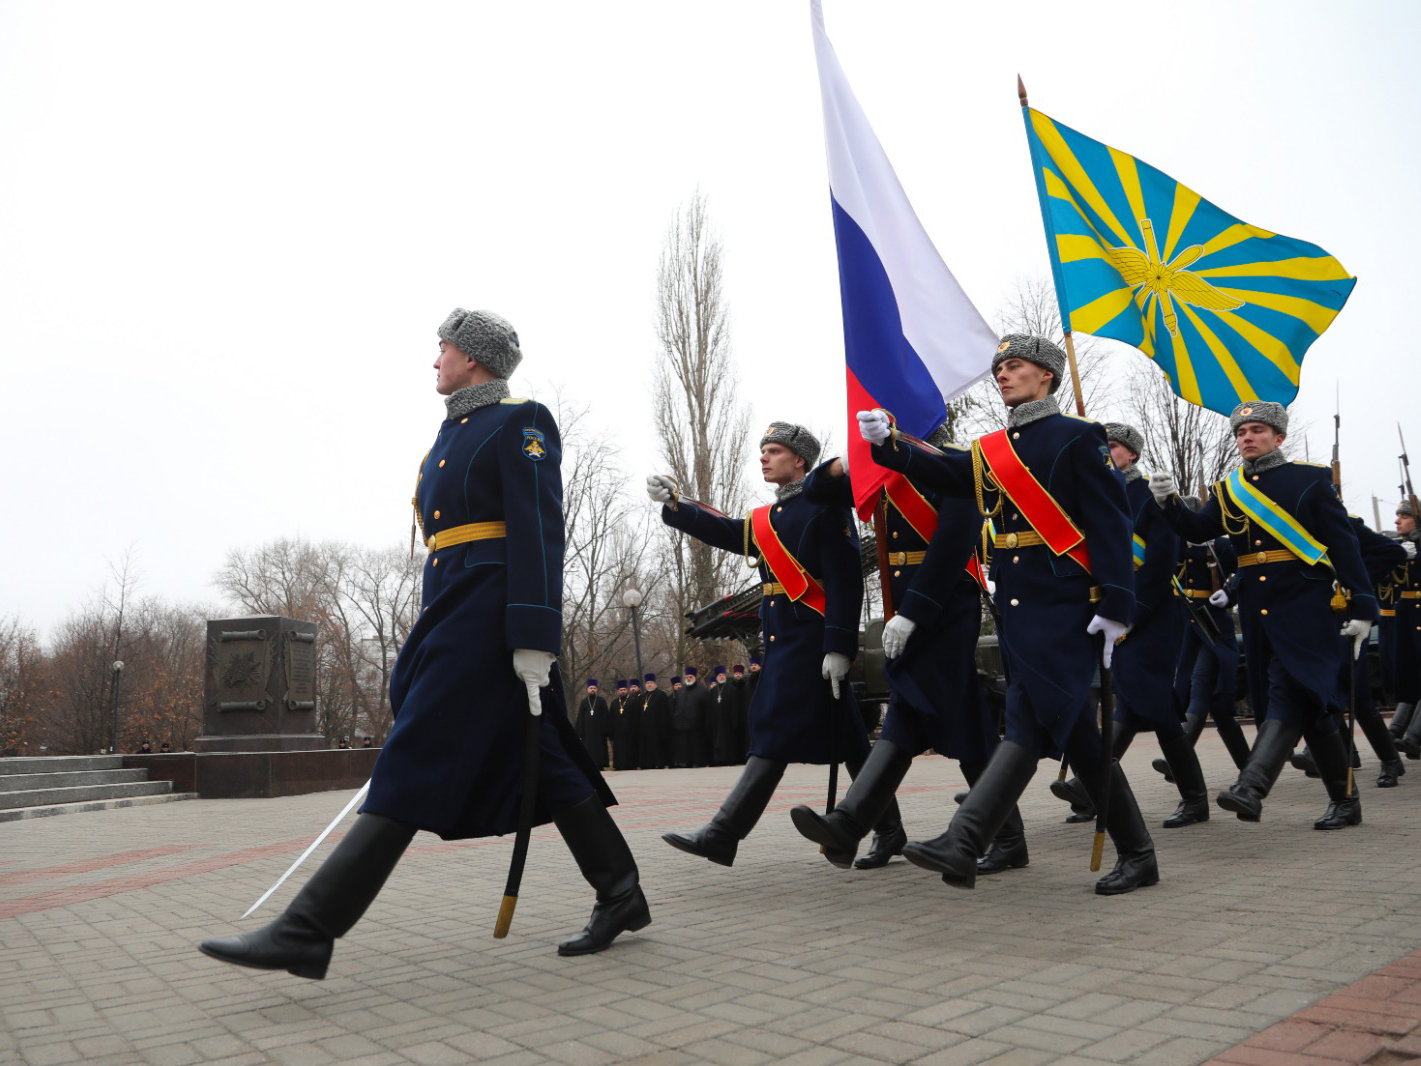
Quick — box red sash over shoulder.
[976,428,1092,574]
[751,504,826,615]
[884,473,990,592]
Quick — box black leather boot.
[1050,774,1093,816]
[1075,762,1158,896]
[790,741,912,869]
[1401,710,1421,759]
[663,756,785,866]
[198,813,415,979]
[1290,745,1320,777]
[1159,733,1209,828]
[1151,714,1205,782]
[1310,730,1362,830]
[1390,701,1416,739]
[1360,712,1405,787]
[958,760,1028,875]
[1215,711,1253,771]
[901,742,1036,889]
[1217,719,1300,821]
[555,796,651,955]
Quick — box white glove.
[1405,541,1417,560]
[881,615,916,659]
[646,474,676,505]
[512,648,556,689]
[1148,472,1177,506]
[857,409,891,445]
[1340,619,1371,659]
[1086,615,1129,669]
[1208,589,1229,608]
[822,652,851,698]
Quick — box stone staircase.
[0,755,197,822]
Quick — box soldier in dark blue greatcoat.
[1051,423,1209,829]
[788,417,1028,876]
[1150,400,1378,829]
[648,422,882,867]
[860,334,1158,896]
[200,309,650,979]
[1386,504,1421,755]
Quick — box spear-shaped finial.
[1017,74,1028,108]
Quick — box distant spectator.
[138,740,153,754]
[338,737,350,749]
[159,741,171,753]
[361,736,373,748]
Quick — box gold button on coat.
[431,558,439,567]
[439,459,446,468]
[1260,608,1267,615]
[433,510,441,519]
[1010,598,1019,606]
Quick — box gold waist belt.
[1237,550,1299,568]
[762,582,787,597]
[426,521,507,552]
[887,551,927,566]
[1402,591,1421,600]
[993,530,1046,549]
[1178,589,1212,600]
[1382,608,1398,617]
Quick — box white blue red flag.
[810,0,996,517]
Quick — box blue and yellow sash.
[1132,534,1146,571]
[1222,467,1331,570]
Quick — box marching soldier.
[575,680,611,769]
[1152,519,1252,780]
[649,423,883,866]
[1052,423,1208,829]
[859,334,1156,895]
[637,674,670,770]
[790,419,1028,875]
[1389,504,1421,754]
[199,309,650,978]
[1150,401,1377,829]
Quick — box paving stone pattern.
[4,732,1421,1065]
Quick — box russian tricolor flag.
[811,0,996,517]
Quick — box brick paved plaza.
[5,731,1421,1066]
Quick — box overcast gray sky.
[3,0,1418,641]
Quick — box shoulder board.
[499,397,530,405]
[1062,413,1098,423]
[1294,461,1329,469]
[941,442,969,453]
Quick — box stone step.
[0,791,199,822]
[0,768,151,793]
[0,755,124,775]
[0,779,175,810]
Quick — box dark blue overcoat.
[1172,538,1238,702]
[1163,461,1378,725]
[661,488,869,765]
[803,459,996,762]
[364,398,613,840]
[872,412,1135,752]
[1111,475,1182,728]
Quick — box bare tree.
[652,192,753,670]
[0,617,46,756]
[1114,360,1237,493]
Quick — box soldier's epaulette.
[941,442,969,453]
[499,397,531,405]
[1294,461,1329,469]
[1062,413,1098,423]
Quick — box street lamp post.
[622,587,645,687]
[111,660,125,755]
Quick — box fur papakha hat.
[1102,422,1144,460]
[760,421,821,469]
[991,334,1066,394]
[1229,400,1288,436]
[438,308,523,380]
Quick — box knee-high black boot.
[966,759,1030,875]
[1214,709,1253,771]
[1152,713,1207,781]
[1217,719,1301,821]
[1310,730,1362,830]
[789,741,912,869]
[900,742,1037,890]
[198,813,415,980]
[1399,705,1421,760]
[554,796,651,955]
[1359,712,1406,787]
[1051,728,1134,817]
[662,756,786,866]
[1159,732,1209,828]
[1073,761,1158,895]
[1390,701,1416,739]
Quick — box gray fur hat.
[1229,400,1287,436]
[760,421,821,469]
[992,334,1066,394]
[438,309,523,380]
[1102,422,1144,460]
[1399,501,1416,518]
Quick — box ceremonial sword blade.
[240,780,371,919]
